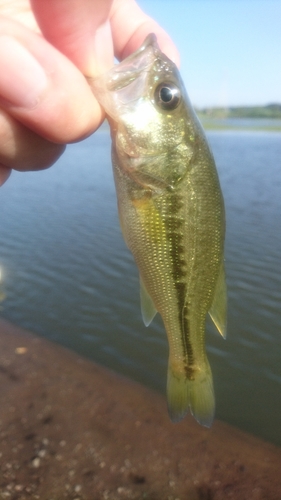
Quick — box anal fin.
[140,276,157,327]
[209,261,227,338]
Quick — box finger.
[110,0,180,66]
[0,165,11,187]
[31,0,115,75]
[0,108,65,171]
[0,0,40,32]
[0,17,103,143]
[31,0,179,73]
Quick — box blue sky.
[138,0,281,108]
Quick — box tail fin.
[167,360,215,427]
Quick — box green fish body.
[91,34,226,426]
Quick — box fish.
[90,34,226,427]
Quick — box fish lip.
[87,34,160,108]
[104,33,161,92]
[114,33,159,69]
[87,34,160,115]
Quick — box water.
[1,126,281,446]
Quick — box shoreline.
[0,317,280,499]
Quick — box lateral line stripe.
[164,193,194,375]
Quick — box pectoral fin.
[140,276,157,327]
[209,262,227,338]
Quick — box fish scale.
[90,33,226,426]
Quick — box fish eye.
[154,82,181,110]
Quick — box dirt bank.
[0,318,280,499]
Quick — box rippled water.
[1,127,281,445]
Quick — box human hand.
[0,0,179,186]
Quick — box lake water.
[1,126,281,446]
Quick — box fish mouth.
[106,34,160,92]
[89,34,161,101]
[88,34,165,119]
[89,33,180,125]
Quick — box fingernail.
[0,35,48,108]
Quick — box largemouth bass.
[91,34,226,427]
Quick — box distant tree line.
[196,103,281,119]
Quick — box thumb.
[30,0,114,76]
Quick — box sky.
[138,0,281,108]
